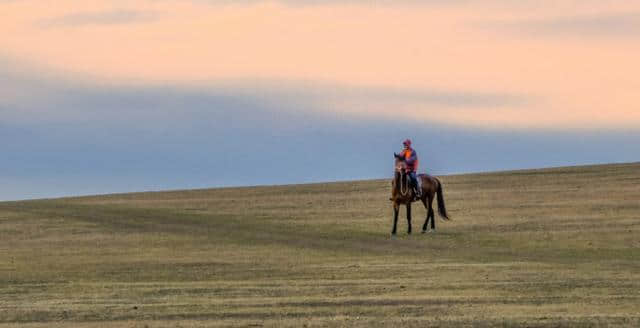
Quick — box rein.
[396,169,410,197]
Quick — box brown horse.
[390,158,449,235]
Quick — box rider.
[395,139,421,199]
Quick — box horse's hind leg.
[392,203,399,235]
[406,202,412,234]
[421,197,430,232]
[429,196,436,230]
[422,195,435,232]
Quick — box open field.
[1,162,640,327]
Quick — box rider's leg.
[409,171,421,198]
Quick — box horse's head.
[394,158,407,174]
[393,158,407,187]
[391,157,409,201]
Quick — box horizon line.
[3,160,637,203]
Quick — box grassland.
[1,162,639,327]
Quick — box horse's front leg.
[392,203,399,235]
[406,202,412,234]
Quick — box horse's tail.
[435,178,450,220]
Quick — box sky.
[1,0,639,201]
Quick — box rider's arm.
[406,150,417,165]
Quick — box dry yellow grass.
[1,163,639,327]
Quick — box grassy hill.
[1,163,639,327]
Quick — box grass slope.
[1,163,639,327]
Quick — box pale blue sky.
[2,62,639,201]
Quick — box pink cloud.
[1,0,639,129]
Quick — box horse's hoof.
[421,230,426,234]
